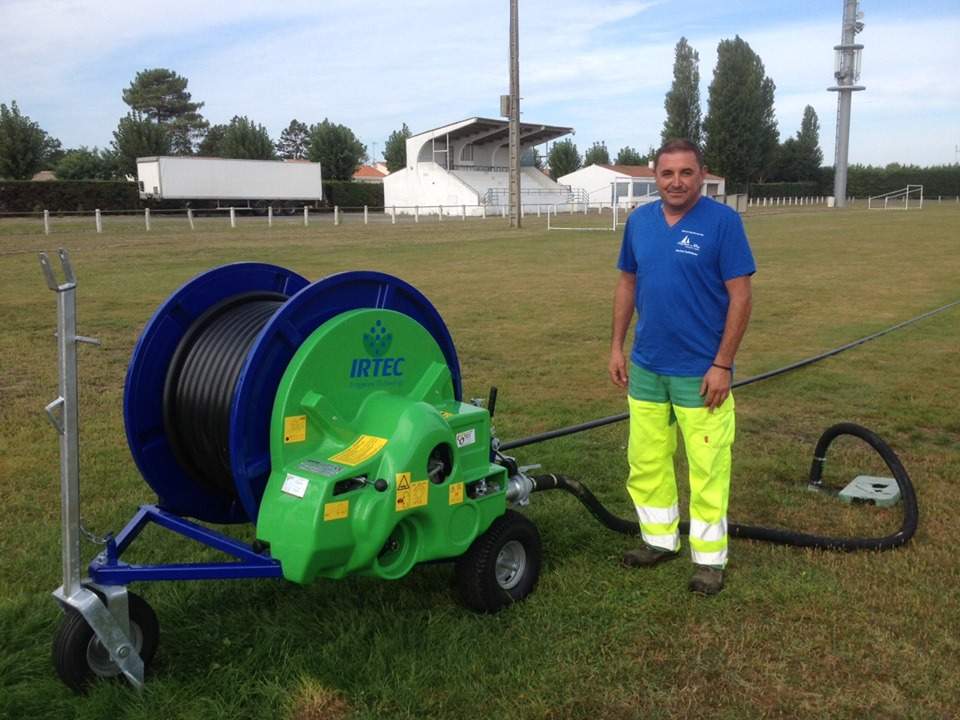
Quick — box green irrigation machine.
[40,251,918,692]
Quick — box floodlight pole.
[828,0,865,208]
[508,0,521,228]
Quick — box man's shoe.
[688,565,724,595]
[621,545,679,568]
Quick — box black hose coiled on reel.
[528,423,918,552]
[162,292,286,496]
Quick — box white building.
[558,164,726,209]
[383,117,575,215]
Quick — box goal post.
[868,185,923,210]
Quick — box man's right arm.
[609,271,636,388]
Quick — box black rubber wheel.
[52,591,159,693]
[455,510,542,613]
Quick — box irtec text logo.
[349,357,405,378]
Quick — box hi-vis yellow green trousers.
[627,364,735,568]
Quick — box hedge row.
[752,165,960,199]
[321,180,383,208]
[0,179,385,213]
[0,181,140,213]
[748,181,820,198]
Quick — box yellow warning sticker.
[411,480,428,508]
[284,415,307,443]
[395,472,429,511]
[323,500,349,521]
[440,411,454,419]
[329,435,388,466]
[449,482,464,505]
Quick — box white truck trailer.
[136,156,323,209]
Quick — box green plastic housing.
[256,308,507,583]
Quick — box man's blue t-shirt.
[617,196,756,376]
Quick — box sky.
[1,0,958,168]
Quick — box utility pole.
[508,0,521,228]
[828,0,865,208]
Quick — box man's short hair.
[655,139,705,169]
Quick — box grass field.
[1,205,958,719]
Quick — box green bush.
[322,180,383,208]
[0,180,139,213]
[748,181,819,198]
[752,165,960,199]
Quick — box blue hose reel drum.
[123,263,463,525]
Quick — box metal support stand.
[40,249,146,690]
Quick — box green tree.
[41,136,65,169]
[703,36,779,189]
[198,124,227,156]
[111,112,171,177]
[769,106,824,182]
[584,141,610,166]
[662,37,702,145]
[0,101,49,179]
[122,68,208,153]
[54,147,117,180]
[276,119,310,160]
[796,105,823,179]
[220,116,276,160]
[614,146,644,165]
[383,123,411,173]
[307,120,366,180]
[547,139,580,179]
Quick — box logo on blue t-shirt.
[676,235,701,256]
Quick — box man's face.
[654,150,705,214]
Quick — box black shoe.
[688,565,724,595]
[621,545,679,568]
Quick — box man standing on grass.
[609,139,755,595]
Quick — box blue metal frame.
[88,505,282,584]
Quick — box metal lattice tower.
[828,0,865,208]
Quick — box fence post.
[268,206,273,227]
[332,206,338,226]
[187,208,195,230]
[305,206,311,227]
[462,204,466,221]
[415,206,419,223]
[145,208,151,231]
[230,207,236,228]
[43,209,50,235]
[364,205,369,224]
[482,204,486,219]
[537,205,541,217]
[583,202,587,216]
[95,209,102,233]
[438,206,443,222]
[391,206,396,224]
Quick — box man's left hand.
[700,365,731,411]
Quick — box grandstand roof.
[411,117,573,147]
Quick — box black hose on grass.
[499,299,960,452]
[528,423,919,551]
